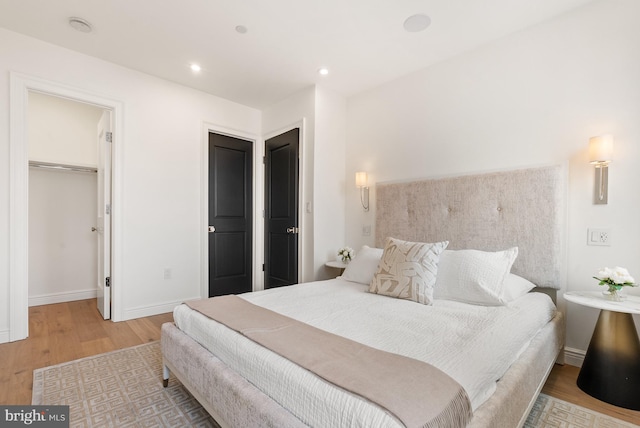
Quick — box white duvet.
[173,279,556,428]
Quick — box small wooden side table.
[564,291,640,410]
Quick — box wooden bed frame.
[162,165,567,427]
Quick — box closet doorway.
[27,92,113,319]
[264,128,300,289]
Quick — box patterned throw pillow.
[369,237,449,305]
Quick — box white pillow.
[502,273,537,302]
[340,245,383,284]
[369,237,449,305]
[434,247,518,306]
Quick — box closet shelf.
[29,161,97,173]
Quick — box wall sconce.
[355,171,369,211]
[588,135,613,205]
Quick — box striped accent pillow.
[369,237,449,305]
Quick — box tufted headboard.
[375,165,566,289]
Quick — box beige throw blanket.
[186,295,472,428]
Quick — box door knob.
[208,226,216,233]
[286,227,299,234]
[91,227,97,232]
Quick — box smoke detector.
[403,14,431,33]
[69,17,93,33]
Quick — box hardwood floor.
[1,299,639,426]
[0,299,173,405]
[542,363,640,425]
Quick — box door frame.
[200,123,262,297]
[8,72,124,341]
[262,120,305,285]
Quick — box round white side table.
[325,260,348,275]
[564,291,640,410]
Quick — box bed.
[161,165,566,427]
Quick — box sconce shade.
[355,171,368,188]
[588,135,613,164]
[355,171,370,211]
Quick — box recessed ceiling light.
[190,63,202,72]
[68,17,93,33]
[403,14,431,32]
[318,68,329,76]
[235,25,248,34]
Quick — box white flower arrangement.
[337,246,354,263]
[593,266,638,302]
[593,266,636,292]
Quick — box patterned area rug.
[33,341,635,428]
[32,341,218,427]
[524,394,637,428]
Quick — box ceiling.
[0,0,595,109]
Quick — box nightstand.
[325,260,348,275]
[564,291,640,410]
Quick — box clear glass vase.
[602,285,626,302]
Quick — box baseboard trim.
[564,346,586,367]
[122,298,197,321]
[29,289,98,307]
[0,329,9,344]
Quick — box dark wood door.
[265,128,299,289]
[208,133,253,297]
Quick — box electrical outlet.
[587,228,611,246]
[163,268,172,280]
[362,225,371,236]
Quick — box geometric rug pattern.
[524,393,638,428]
[33,341,218,428]
[33,341,636,428]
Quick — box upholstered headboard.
[375,165,565,289]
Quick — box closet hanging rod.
[28,161,97,173]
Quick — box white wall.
[28,92,103,167]
[314,86,347,279]
[345,0,640,361]
[29,169,97,305]
[0,27,261,340]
